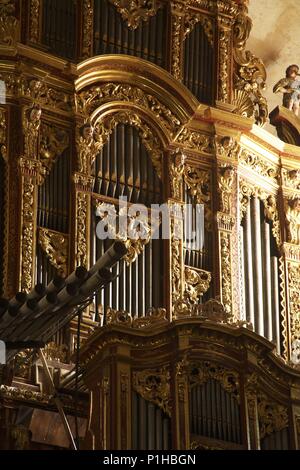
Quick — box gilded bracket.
[132,367,171,417]
[38,227,69,276]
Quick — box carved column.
[28,0,42,44]
[166,149,185,320]
[0,106,8,296]
[173,355,190,450]
[282,167,300,363]
[215,2,236,106]
[81,0,94,59]
[215,135,239,322]
[244,374,260,450]
[18,105,42,292]
[170,1,186,81]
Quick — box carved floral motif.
[132,367,171,416]
[109,0,160,30]
[38,228,69,276]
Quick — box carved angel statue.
[273,64,300,116]
[285,197,300,244]
[77,123,102,174]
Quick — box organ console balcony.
[0,0,300,451]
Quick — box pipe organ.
[240,197,281,351]
[1,0,300,451]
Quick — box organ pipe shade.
[184,21,215,105]
[91,124,164,320]
[261,428,290,450]
[189,380,242,444]
[94,0,167,68]
[132,392,171,450]
[42,0,76,59]
[241,197,281,353]
[37,149,71,234]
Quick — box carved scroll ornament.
[109,0,160,30]
[232,3,268,125]
[38,228,69,276]
[132,367,171,416]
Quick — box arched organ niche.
[184,185,212,302]
[36,147,71,286]
[94,0,167,68]
[189,379,242,445]
[239,197,281,352]
[132,392,171,450]
[184,21,215,105]
[90,124,164,322]
[41,0,77,59]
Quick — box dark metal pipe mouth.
[98,267,114,281]
[113,240,128,257]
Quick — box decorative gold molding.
[40,122,69,176]
[218,165,235,213]
[184,11,214,47]
[19,158,42,292]
[183,165,212,229]
[76,82,181,137]
[0,73,74,114]
[215,135,240,160]
[169,148,185,200]
[132,367,171,416]
[285,197,300,245]
[220,231,233,319]
[176,127,214,154]
[171,210,184,309]
[217,20,232,103]
[38,227,69,276]
[109,0,160,30]
[0,0,19,47]
[257,394,289,439]
[77,110,164,177]
[189,361,240,401]
[170,1,185,81]
[282,169,300,191]
[82,0,94,58]
[184,267,211,303]
[74,190,89,268]
[23,104,42,159]
[232,3,268,125]
[239,147,280,183]
[29,0,41,43]
[287,262,300,363]
[106,307,168,328]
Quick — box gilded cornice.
[78,318,300,394]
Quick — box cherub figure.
[273,64,300,116]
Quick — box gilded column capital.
[73,172,95,192]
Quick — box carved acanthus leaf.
[257,395,289,439]
[232,3,268,125]
[109,0,160,30]
[40,123,69,176]
[183,166,212,229]
[132,367,171,416]
[38,228,69,276]
[76,83,181,137]
[0,0,19,46]
[189,361,240,401]
[184,267,211,303]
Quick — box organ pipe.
[262,221,273,341]
[250,198,264,336]
[94,0,166,68]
